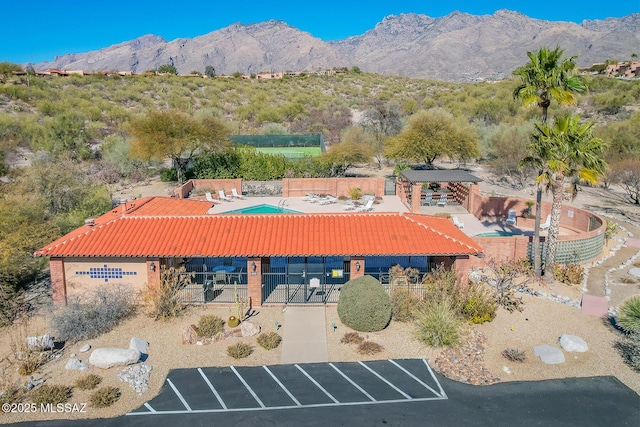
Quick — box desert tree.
[128,110,230,183]
[360,102,403,168]
[321,140,373,177]
[156,64,178,75]
[521,114,607,279]
[512,45,587,277]
[384,109,479,168]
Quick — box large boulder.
[26,334,54,351]
[533,344,565,364]
[241,322,261,337]
[89,348,141,369]
[65,358,88,371]
[129,337,149,355]
[559,334,588,352]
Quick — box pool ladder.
[278,199,287,210]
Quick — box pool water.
[221,204,302,214]
[475,231,514,237]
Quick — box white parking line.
[230,366,266,408]
[358,361,412,400]
[143,403,156,413]
[329,363,376,402]
[295,364,339,403]
[263,366,302,406]
[167,378,192,411]
[388,359,441,397]
[423,359,448,399]
[198,368,227,410]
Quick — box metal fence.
[178,272,248,304]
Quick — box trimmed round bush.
[337,275,392,332]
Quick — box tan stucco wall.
[63,257,148,299]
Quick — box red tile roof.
[35,207,482,258]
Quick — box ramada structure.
[35,196,482,306]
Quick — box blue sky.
[2,1,637,64]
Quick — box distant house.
[605,62,640,78]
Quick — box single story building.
[35,196,483,306]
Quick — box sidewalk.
[280,306,328,364]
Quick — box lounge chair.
[355,200,374,212]
[218,190,233,201]
[422,192,433,206]
[205,192,220,204]
[436,193,448,207]
[319,196,337,205]
[452,216,464,229]
[540,214,551,230]
[231,188,245,199]
[303,193,321,202]
[505,209,517,226]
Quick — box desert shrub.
[51,286,136,342]
[422,265,463,309]
[553,263,584,285]
[340,332,364,345]
[227,342,253,359]
[460,283,497,324]
[348,187,362,200]
[89,386,121,408]
[502,348,526,362]
[390,286,424,322]
[617,296,640,333]
[337,275,392,332]
[256,332,282,350]
[415,300,463,347]
[615,331,640,372]
[197,315,225,337]
[75,374,102,391]
[357,341,384,355]
[17,352,44,376]
[30,385,72,405]
[144,266,193,321]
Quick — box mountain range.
[31,10,640,82]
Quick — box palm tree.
[512,46,587,277]
[522,115,607,278]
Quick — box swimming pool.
[221,204,302,215]
[474,231,514,237]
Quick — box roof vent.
[84,218,95,226]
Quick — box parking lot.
[128,358,447,416]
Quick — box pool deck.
[198,195,574,237]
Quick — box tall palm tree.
[512,46,587,277]
[522,114,608,278]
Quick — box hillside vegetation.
[0,67,639,323]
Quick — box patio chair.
[205,192,220,204]
[302,193,321,202]
[505,209,517,226]
[343,202,358,211]
[231,188,245,199]
[218,190,233,201]
[436,193,448,207]
[214,270,227,285]
[422,192,433,206]
[319,196,337,205]
[355,199,374,212]
[540,214,551,230]
[452,216,464,229]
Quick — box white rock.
[533,344,565,364]
[26,334,54,351]
[502,366,511,375]
[79,344,91,353]
[241,321,261,337]
[129,337,149,354]
[89,348,141,369]
[65,358,88,371]
[559,334,588,352]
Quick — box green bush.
[615,331,640,372]
[553,263,584,285]
[51,286,136,342]
[415,300,463,347]
[256,332,282,350]
[75,374,102,391]
[197,315,225,337]
[460,283,497,324]
[337,275,392,332]
[89,386,121,408]
[617,296,640,333]
[30,385,72,405]
[227,342,253,359]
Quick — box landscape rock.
[26,334,54,351]
[129,337,149,355]
[241,321,261,337]
[89,348,141,369]
[559,335,588,352]
[79,344,91,353]
[182,325,198,345]
[533,344,565,364]
[118,363,152,394]
[65,358,88,371]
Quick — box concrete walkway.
[280,306,328,364]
